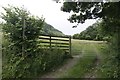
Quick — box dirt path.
[84,44,101,78]
[41,54,82,78]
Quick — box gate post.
[50,36,51,49]
[69,36,71,55]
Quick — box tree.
[73,33,80,39]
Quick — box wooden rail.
[38,34,71,54]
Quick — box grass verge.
[95,44,118,78]
[60,52,96,78]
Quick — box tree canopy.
[61,2,120,24]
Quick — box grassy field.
[71,39,105,55]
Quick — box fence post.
[50,36,51,49]
[69,36,71,55]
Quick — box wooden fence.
[38,34,71,54]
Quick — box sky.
[0,0,97,35]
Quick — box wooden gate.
[38,34,71,54]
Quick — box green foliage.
[61,2,120,24]
[61,2,101,23]
[72,33,79,39]
[2,48,66,78]
[95,42,118,78]
[1,5,42,78]
[101,19,120,77]
[38,48,66,72]
[1,6,44,56]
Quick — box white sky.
[0,0,97,35]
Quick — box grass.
[71,39,87,55]
[61,53,96,78]
[71,39,105,55]
[70,39,118,78]
[59,39,107,78]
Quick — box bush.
[97,38,119,78]
[2,47,67,78]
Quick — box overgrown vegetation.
[1,6,67,79]
[94,43,118,78]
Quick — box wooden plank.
[51,42,69,45]
[54,45,69,48]
[39,41,69,45]
[39,37,50,40]
[39,34,70,38]
[39,37,69,42]
[50,38,69,42]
